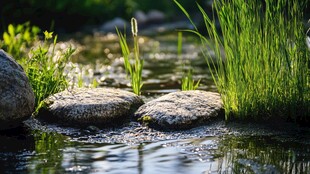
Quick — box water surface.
[1,120,309,174]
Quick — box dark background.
[0,0,207,33]
[0,0,309,34]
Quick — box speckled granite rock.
[0,50,35,130]
[39,88,144,127]
[134,90,224,130]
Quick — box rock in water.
[134,90,224,130]
[39,88,144,127]
[146,10,165,23]
[0,50,35,130]
[100,17,128,32]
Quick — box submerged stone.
[39,88,144,127]
[100,17,128,32]
[0,50,35,130]
[134,90,224,130]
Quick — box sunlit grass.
[1,22,40,59]
[176,0,310,122]
[1,24,75,113]
[116,18,144,95]
[25,31,75,113]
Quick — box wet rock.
[140,21,193,35]
[134,90,224,130]
[0,50,35,130]
[100,17,128,32]
[134,10,148,24]
[39,88,144,127]
[134,9,165,25]
[146,10,165,23]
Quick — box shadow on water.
[0,127,35,173]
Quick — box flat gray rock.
[0,50,35,130]
[134,90,224,130]
[39,88,144,127]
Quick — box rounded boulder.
[134,90,224,130]
[0,50,35,130]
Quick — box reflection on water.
[219,136,310,174]
[1,129,308,173]
[28,132,69,173]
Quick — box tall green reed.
[176,0,310,122]
[116,18,144,95]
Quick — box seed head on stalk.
[131,18,138,37]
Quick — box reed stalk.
[116,18,144,95]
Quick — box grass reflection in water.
[19,129,309,174]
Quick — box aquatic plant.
[175,0,310,122]
[116,17,144,95]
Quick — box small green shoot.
[92,78,99,88]
[181,68,200,91]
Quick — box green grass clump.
[116,18,144,95]
[26,31,75,113]
[1,24,75,113]
[176,0,310,122]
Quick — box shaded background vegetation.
[1,0,309,35]
[0,0,208,33]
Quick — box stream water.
[0,31,309,174]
